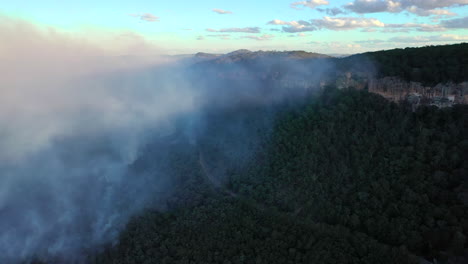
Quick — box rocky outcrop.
[369,77,467,103]
[338,73,467,107]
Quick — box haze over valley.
[0,2,467,264]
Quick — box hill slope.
[93,89,468,264]
[340,43,468,85]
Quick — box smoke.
[0,15,336,263]
[0,16,197,263]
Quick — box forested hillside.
[341,43,468,85]
[92,88,468,264]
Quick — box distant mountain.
[194,52,221,59]
[225,49,252,56]
[211,49,331,63]
[185,49,331,65]
[186,44,468,106]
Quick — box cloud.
[206,34,231,40]
[269,17,384,32]
[389,34,468,42]
[344,0,402,13]
[269,16,459,33]
[288,32,310,37]
[361,28,378,32]
[355,39,387,44]
[241,34,274,41]
[268,19,296,25]
[212,8,233,14]
[441,16,468,28]
[310,41,362,49]
[344,0,467,16]
[380,28,411,33]
[402,0,468,9]
[206,27,260,33]
[312,16,385,30]
[0,15,196,263]
[356,34,468,44]
[384,23,446,32]
[291,0,329,9]
[196,35,205,40]
[405,6,457,17]
[268,19,316,32]
[130,13,160,22]
[306,40,376,53]
[316,7,347,16]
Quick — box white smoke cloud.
[0,15,196,263]
[0,15,186,161]
[0,14,336,263]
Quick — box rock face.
[337,73,467,107]
[367,77,467,107]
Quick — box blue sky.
[1,0,467,54]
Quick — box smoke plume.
[0,15,333,263]
[0,15,196,263]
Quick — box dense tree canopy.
[340,43,468,85]
[91,88,468,264]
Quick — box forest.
[340,43,468,85]
[3,4,468,263]
[88,87,468,264]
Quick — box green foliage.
[93,89,467,264]
[341,43,468,85]
[234,89,468,261]
[94,197,414,264]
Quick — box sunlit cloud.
[241,34,274,41]
[384,23,446,32]
[308,41,362,51]
[402,0,468,9]
[212,8,233,14]
[355,34,468,45]
[206,34,231,40]
[268,19,317,33]
[206,27,260,33]
[344,0,402,13]
[291,0,329,9]
[354,38,387,44]
[361,28,378,32]
[129,13,160,22]
[268,17,385,32]
[289,32,310,37]
[316,7,347,16]
[312,16,385,30]
[441,16,468,28]
[344,0,467,17]
[389,34,468,42]
[405,6,457,17]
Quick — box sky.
[0,0,467,54]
